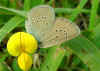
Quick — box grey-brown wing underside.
[25,5,55,41]
[40,17,80,48]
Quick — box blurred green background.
[0,0,100,71]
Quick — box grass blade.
[0,6,27,18]
[0,62,11,71]
[24,0,31,11]
[9,0,17,9]
[64,36,100,71]
[90,23,100,48]
[55,8,90,14]
[88,0,99,30]
[69,0,88,21]
[0,16,25,43]
[40,47,65,71]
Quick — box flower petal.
[20,32,38,54]
[7,32,22,56]
[18,52,32,71]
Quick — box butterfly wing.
[40,17,80,48]
[25,5,55,41]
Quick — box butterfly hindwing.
[40,17,80,48]
[25,5,55,41]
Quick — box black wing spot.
[46,22,48,24]
[64,30,66,32]
[63,31,67,40]
[60,29,62,31]
[37,17,40,19]
[56,36,58,38]
[56,29,58,32]
[37,20,40,22]
[42,16,47,19]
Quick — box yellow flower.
[7,32,38,56]
[7,32,38,71]
[18,52,32,71]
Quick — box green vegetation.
[0,0,100,71]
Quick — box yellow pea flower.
[7,32,38,71]
[7,32,38,56]
[18,52,32,71]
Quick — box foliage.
[0,0,100,71]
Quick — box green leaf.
[55,8,90,14]
[30,68,39,71]
[0,6,27,17]
[88,0,99,30]
[12,59,22,71]
[69,0,88,21]
[9,0,17,9]
[90,24,100,48]
[0,62,11,71]
[24,0,31,11]
[40,47,66,71]
[61,0,75,8]
[31,0,44,7]
[0,0,9,7]
[0,16,25,43]
[64,36,100,71]
[0,52,9,62]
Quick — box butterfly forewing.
[40,17,80,48]
[25,5,55,41]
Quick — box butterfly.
[25,5,80,48]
